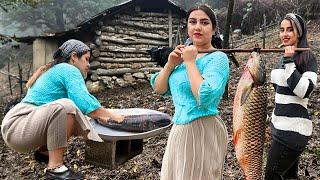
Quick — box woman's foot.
[45,165,84,180]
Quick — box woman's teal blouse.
[150,51,230,124]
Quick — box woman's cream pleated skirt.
[160,115,228,180]
[1,98,102,153]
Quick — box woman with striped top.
[265,13,318,179]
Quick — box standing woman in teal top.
[150,4,230,180]
[1,39,124,179]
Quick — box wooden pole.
[223,0,235,49]
[8,60,12,95]
[262,14,267,49]
[18,63,23,95]
[168,9,173,48]
[198,48,311,53]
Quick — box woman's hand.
[89,107,124,123]
[110,113,125,123]
[284,45,295,57]
[167,45,185,68]
[181,45,198,64]
[283,46,295,64]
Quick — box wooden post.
[8,60,12,95]
[168,9,173,47]
[223,0,235,99]
[223,0,235,49]
[33,38,58,71]
[18,63,23,95]
[27,62,32,79]
[261,14,267,49]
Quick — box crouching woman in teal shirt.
[150,5,230,180]
[1,39,124,179]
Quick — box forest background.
[0,1,320,179]
[0,0,319,38]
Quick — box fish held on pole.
[232,51,268,179]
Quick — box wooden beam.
[198,48,311,53]
[98,57,152,63]
[96,67,161,76]
[99,46,149,54]
[100,36,168,46]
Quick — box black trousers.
[265,140,304,180]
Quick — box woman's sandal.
[45,166,84,180]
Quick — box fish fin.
[233,129,241,146]
[240,83,253,106]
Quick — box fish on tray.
[232,51,268,180]
[97,113,171,133]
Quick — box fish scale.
[239,86,267,179]
[233,52,268,180]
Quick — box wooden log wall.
[87,10,185,90]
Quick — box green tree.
[210,0,228,9]
[0,0,43,12]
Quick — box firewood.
[98,57,152,63]
[99,36,168,46]
[91,49,100,58]
[96,67,162,76]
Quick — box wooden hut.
[17,0,187,90]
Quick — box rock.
[123,74,135,84]
[137,79,147,83]
[100,76,112,84]
[158,107,166,112]
[90,73,99,81]
[116,78,126,87]
[133,72,145,79]
[86,80,105,93]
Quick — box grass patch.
[312,148,320,160]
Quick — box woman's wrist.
[184,60,196,67]
[164,63,175,72]
[283,56,294,64]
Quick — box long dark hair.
[283,14,316,73]
[186,4,223,49]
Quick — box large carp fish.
[96,108,171,132]
[233,51,268,179]
[98,114,171,132]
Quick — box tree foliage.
[232,0,320,35]
[0,0,319,37]
[0,0,126,36]
[0,0,45,12]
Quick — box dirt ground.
[0,21,320,180]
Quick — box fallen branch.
[0,70,21,80]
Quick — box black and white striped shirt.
[270,52,317,150]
